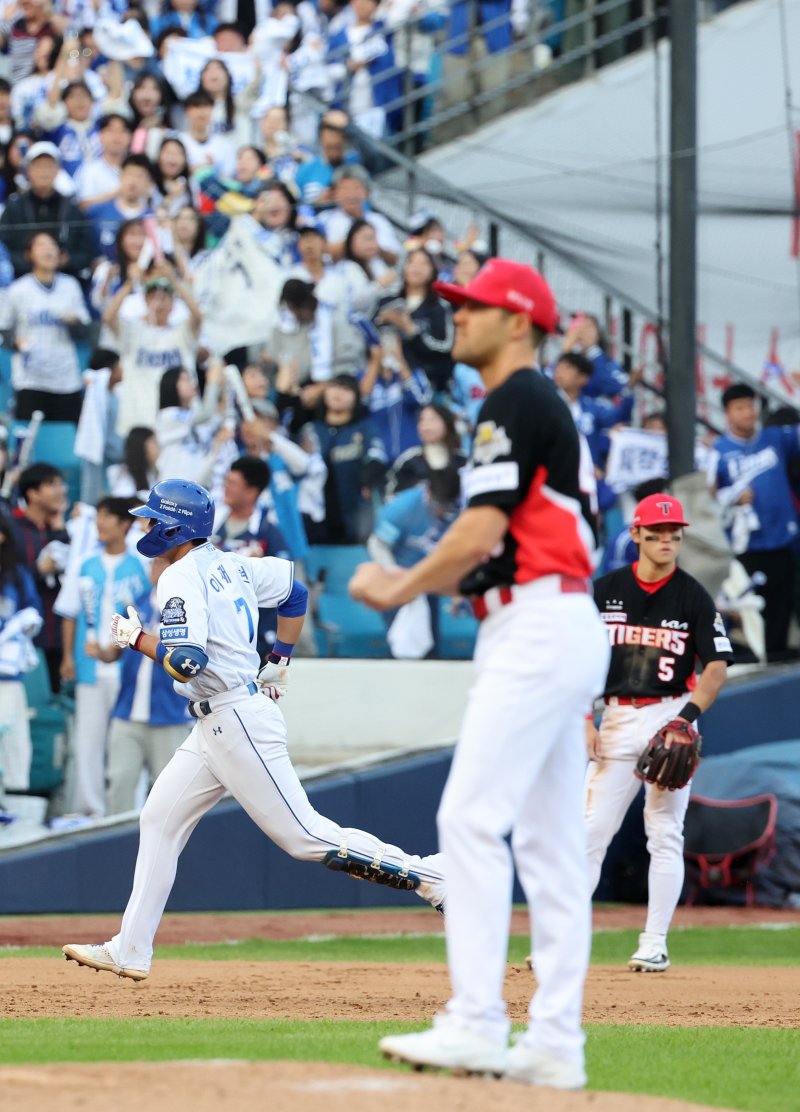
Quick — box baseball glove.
[635,718,702,791]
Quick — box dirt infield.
[0,1062,740,1112]
[3,907,797,1112]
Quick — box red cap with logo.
[632,493,689,528]
[433,258,559,334]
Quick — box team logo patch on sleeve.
[161,597,187,625]
[472,421,512,465]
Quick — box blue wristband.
[273,639,295,658]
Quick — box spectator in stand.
[386,401,466,496]
[380,0,448,149]
[251,181,300,268]
[90,217,147,347]
[326,0,403,139]
[214,454,291,659]
[301,372,387,544]
[0,510,42,817]
[359,334,432,462]
[0,141,94,278]
[59,495,149,820]
[1,229,90,422]
[708,383,800,662]
[376,247,454,394]
[197,57,259,149]
[368,464,461,657]
[74,113,132,208]
[35,79,100,179]
[104,554,191,816]
[450,247,488,287]
[152,136,192,218]
[559,311,628,399]
[179,88,236,175]
[266,278,334,400]
[107,426,158,498]
[440,0,519,135]
[551,350,635,463]
[128,73,175,164]
[0,0,60,87]
[151,0,218,40]
[9,31,59,130]
[167,204,210,281]
[0,130,33,204]
[321,164,401,264]
[256,105,306,185]
[290,220,332,287]
[193,144,270,244]
[87,152,155,259]
[104,267,202,438]
[339,218,397,322]
[10,462,69,693]
[295,114,361,204]
[155,361,227,484]
[597,477,668,577]
[0,77,11,145]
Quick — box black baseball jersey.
[595,565,734,698]
[460,368,594,596]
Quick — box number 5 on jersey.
[658,656,675,682]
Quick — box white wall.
[280,659,472,770]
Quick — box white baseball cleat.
[504,1040,587,1090]
[62,942,149,981]
[380,1017,507,1076]
[628,933,670,973]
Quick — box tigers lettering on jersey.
[602,621,690,654]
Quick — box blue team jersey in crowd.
[374,485,458,568]
[710,425,800,551]
[111,590,190,727]
[74,552,150,685]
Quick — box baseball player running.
[351,259,610,1090]
[587,493,732,972]
[63,479,444,981]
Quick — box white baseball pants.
[584,696,692,939]
[437,585,610,1062]
[109,688,443,971]
[71,674,120,818]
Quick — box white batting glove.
[111,605,144,650]
[257,655,289,701]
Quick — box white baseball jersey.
[157,542,293,700]
[3,273,90,393]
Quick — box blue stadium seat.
[437,598,478,660]
[10,420,81,506]
[316,594,390,658]
[304,545,370,593]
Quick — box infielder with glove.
[586,493,732,972]
[62,479,444,981]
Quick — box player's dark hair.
[230,455,271,493]
[19,463,63,501]
[96,495,138,523]
[721,383,756,408]
[558,351,593,377]
[124,427,155,495]
[159,366,188,410]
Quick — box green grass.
[6,926,800,966]
[0,1019,797,1112]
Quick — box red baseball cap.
[433,258,559,334]
[632,493,689,528]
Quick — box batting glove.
[257,653,290,701]
[111,605,145,650]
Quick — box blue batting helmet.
[130,480,215,558]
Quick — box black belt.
[188,681,258,719]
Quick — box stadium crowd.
[0,0,789,835]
